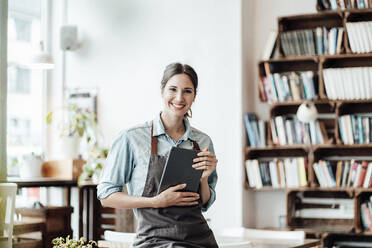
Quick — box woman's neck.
[160,112,185,137]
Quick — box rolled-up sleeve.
[201,140,218,212]
[97,130,135,200]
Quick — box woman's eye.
[184,89,193,94]
[169,88,177,92]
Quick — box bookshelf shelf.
[245,146,308,160]
[244,185,286,191]
[270,101,334,116]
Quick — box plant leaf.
[46,112,53,124]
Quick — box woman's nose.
[175,91,183,101]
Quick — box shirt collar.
[153,112,195,142]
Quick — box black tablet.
[157,146,202,194]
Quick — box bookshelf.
[246,4,372,243]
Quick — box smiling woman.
[97,63,219,248]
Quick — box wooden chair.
[0,183,17,247]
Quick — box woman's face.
[162,73,195,119]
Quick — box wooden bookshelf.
[247,3,372,242]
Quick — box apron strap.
[192,140,200,151]
[151,123,158,155]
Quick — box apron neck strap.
[151,123,158,155]
[191,140,200,151]
[150,122,200,154]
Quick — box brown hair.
[160,63,198,118]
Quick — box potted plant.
[46,104,96,159]
[19,152,44,178]
[78,145,109,184]
[52,236,97,248]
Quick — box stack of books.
[319,0,372,10]
[338,114,372,144]
[270,116,328,146]
[280,27,344,57]
[313,160,372,188]
[323,67,372,100]
[244,113,267,147]
[259,71,317,103]
[245,158,308,189]
[346,21,372,54]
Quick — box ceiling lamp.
[29,41,54,70]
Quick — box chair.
[0,183,18,248]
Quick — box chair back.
[0,183,17,248]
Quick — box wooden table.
[13,220,46,248]
[98,238,320,248]
[3,177,77,206]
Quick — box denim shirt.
[97,113,218,216]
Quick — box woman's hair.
[160,63,198,118]
[160,62,198,96]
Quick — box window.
[8,65,31,94]
[7,0,44,176]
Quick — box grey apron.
[133,123,218,248]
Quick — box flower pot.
[19,156,43,178]
[59,136,81,159]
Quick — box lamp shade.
[296,102,318,123]
[29,41,54,70]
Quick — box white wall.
[242,0,317,228]
[51,0,243,229]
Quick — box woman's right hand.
[153,183,200,208]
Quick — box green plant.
[78,145,109,184]
[46,104,96,140]
[52,236,97,248]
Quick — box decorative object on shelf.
[42,159,86,180]
[78,145,108,184]
[46,104,97,159]
[19,152,44,178]
[296,101,318,123]
[52,236,97,248]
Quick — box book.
[245,160,256,188]
[336,161,343,187]
[364,162,372,188]
[157,147,202,194]
[298,157,307,187]
[262,30,278,60]
[358,161,368,187]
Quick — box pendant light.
[29,41,54,70]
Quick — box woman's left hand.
[192,147,218,180]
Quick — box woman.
[97,63,219,247]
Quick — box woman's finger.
[169,183,186,192]
[197,151,214,157]
[177,201,199,206]
[193,156,216,163]
[192,161,210,168]
[180,192,199,198]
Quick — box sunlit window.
[7,0,44,176]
